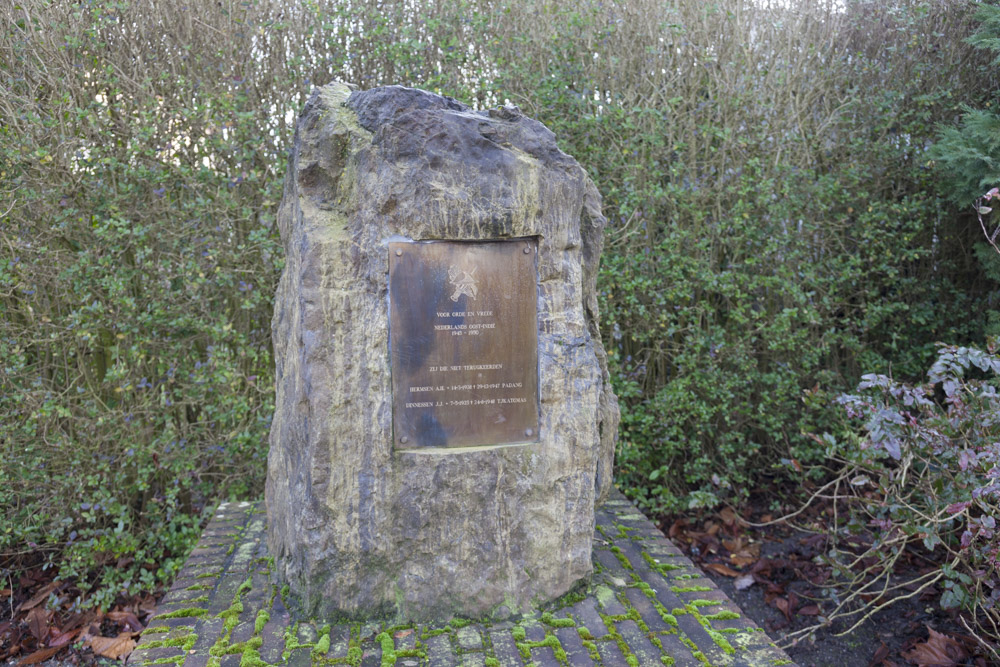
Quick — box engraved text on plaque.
[389,239,539,448]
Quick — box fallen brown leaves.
[0,568,160,665]
[87,632,138,660]
[900,626,969,667]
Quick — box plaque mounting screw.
[400,435,409,444]
[525,428,533,437]
[523,246,530,254]
[395,249,402,257]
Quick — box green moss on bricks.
[143,626,170,634]
[217,599,243,634]
[609,545,634,571]
[312,629,331,658]
[708,628,735,654]
[594,585,617,608]
[485,658,500,667]
[642,551,684,572]
[540,612,575,628]
[688,598,720,607]
[670,585,713,593]
[196,572,221,579]
[648,635,675,666]
[155,607,208,620]
[239,645,269,667]
[685,604,736,655]
[552,584,587,607]
[600,613,640,667]
[140,634,197,651]
[678,635,709,665]
[254,609,270,634]
[581,639,600,662]
[420,625,451,640]
[144,655,185,666]
[635,581,657,599]
[514,633,566,662]
[281,621,318,661]
[376,632,395,667]
[210,636,262,657]
[511,625,526,642]
[703,610,740,620]
[615,524,635,539]
[185,583,214,591]
[577,626,593,641]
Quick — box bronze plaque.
[389,238,539,449]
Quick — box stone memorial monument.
[265,83,619,621]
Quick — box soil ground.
[662,495,994,667]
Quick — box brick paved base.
[129,491,794,667]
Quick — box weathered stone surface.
[265,83,620,621]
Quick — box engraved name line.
[405,396,528,409]
[409,382,523,392]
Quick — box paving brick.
[520,619,545,643]
[208,574,247,614]
[130,646,185,664]
[190,618,224,652]
[425,634,455,666]
[218,653,242,667]
[285,647,312,667]
[295,623,317,645]
[143,616,201,631]
[259,617,286,663]
[324,625,352,659]
[461,652,487,666]
[360,646,383,667]
[617,619,662,665]
[593,586,628,616]
[624,586,672,633]
[182,653,211,667]
[654,632,704,667]
[554,625,597,666]
[392,627,417,652]
[594,638,631,666]
[229,621,254,645]
[456,625,482,650]
[359,622,380,643]
[488,629,524,667]
[594,546,632,580]
[526,644,561,667]
[565,597,610,639]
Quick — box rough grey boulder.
[265,83,619,621]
